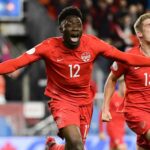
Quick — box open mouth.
[70,37,79,42]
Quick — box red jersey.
[99,91,125,133]
[1,35,150,105]
[109,92,125,120]
[111,46,150,112]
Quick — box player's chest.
[128,66,150,85]
[47,49,94,66]
[129,66,150,76]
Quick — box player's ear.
[137,31,143,38]
[59,25,63,33]
[59,20,65,33]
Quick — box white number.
[144,73,150,86]
[68,64,80,78]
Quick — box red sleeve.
[0,47,41,74]
[0,38,52,74]
[110,61,127,78]
[89,35,150,66]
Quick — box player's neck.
[63,41,80,49]
[140,44,150,57]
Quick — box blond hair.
[134,13,150,33]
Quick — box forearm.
[0,53,39,74]
[102,74,117,110]
[0,59,18,74]
[103,85,115,111]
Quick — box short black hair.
[58,6,82,25]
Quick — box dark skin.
[56,16,84,150]
[60,15,83,49]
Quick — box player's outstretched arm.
[101,72,118,122]
[105,47,150,66]
[93,37,150,66]
[0,52,40,74]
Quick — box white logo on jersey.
[56,56,63,62]
[134,67,140,70]
[26,48,35,55]
[81,52,91,62]
[112,61,118,71]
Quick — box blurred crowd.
[0,0,150,102]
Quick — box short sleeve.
[111,61,128,78]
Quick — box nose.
[72,25,81,31]
[72,28,79,31]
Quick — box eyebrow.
[143,22,150,26]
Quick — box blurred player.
[1,6,150,150]
[99,76,127,150]
[102,13,150,150]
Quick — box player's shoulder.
[82,33,99,40]
[81,34,102,47]
[42,36,62,46]
[39,36,62,50]
[35,36,62,54]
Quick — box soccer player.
[99,76,127,150]
[101,13,150,150]
[1,7,150,150]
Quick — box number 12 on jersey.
[144,73,150,86]
[68,64,80,78]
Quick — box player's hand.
[7,70,21,79]
[99,132,106,140]
[101,109,112,122]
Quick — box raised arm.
[0,50,41,74]
[101,72,119,122]
[102,46,150,66]
[91,35,150,66]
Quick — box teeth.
[70,37,79,42]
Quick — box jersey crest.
[81,52,91,62]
